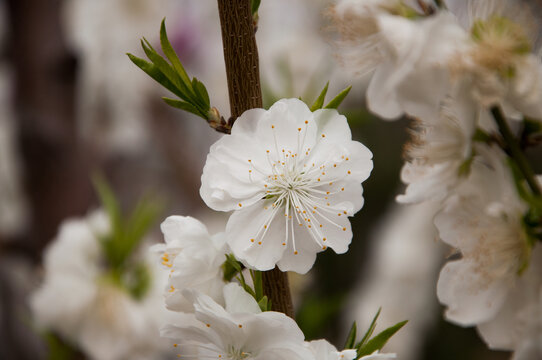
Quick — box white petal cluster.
[332,0,469,120]
[435,148,530,325]
[477,246,542,359]
[30,211,173,360]
[200,98,373,273]
[152,216,228,312]
[397,88,477,203]
[163,283,314,360]
[333,0,542,122]
[333,0,542,356]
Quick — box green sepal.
[457,156,474,178]
[310,82,329,111]
[357,320,408,358]
[257,296,271,312]
[356,308,381,349]
[324,86,352,109]
[344,322,357,349]
[223,253,242,282]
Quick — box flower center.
[470,15,531,77]
[244,123,352,255]
[228,346,251,360]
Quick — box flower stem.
[491,106,541,196]
[216,0,294,318]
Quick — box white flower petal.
[437,260,510,325]
[224,283,262,315]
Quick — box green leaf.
[222,254,241,282]
[310,82,329,111]
[251,270,264,301]
[356,308,381,349]
[162,97,205,118]
[357,320,408,358]
[457,156,474,177]
[141,38,184,94]
[257,296,270,312]
[160,19,192,87]
[126,263,152,300]
[344,322,357,349]
[141,38,199,107]
[92,175,123,264]
[324,86,352,109]
[192,77,211,108]
[45,332,77,360]
[127,53,182,98]
[122,194,162,263]
[251,0,262,15]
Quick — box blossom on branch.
[435,147,533,325]
[152,215,228,312]
[200,98,373,273]
[162,283,313,360]
[30,211,173,360]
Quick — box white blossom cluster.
[30,211,176,360]
[151,98,397,359]
[332,0,542,358]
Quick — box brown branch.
[216,0,294,318]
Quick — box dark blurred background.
[0,0,511,359]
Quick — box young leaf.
[344,322,357,350]
[160,19,192,86]
[192,78,211,108]
[324,85,352,109]
[251,270,264,301]
[356,308,381,348]
[257,296,270,312]
[163,98,204,118]
[141,38,200,107]
[127,54,182,98]
[92,175,122,246]
[140,38,184,93]
[310,82,329,111]
[251,0,262,15]
[357,320,408,358]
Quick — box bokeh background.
[0,0,511,359]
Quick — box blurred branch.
[5,0,94,262]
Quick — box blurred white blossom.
[200,98,373,273]
[331,0,469,120]
[30,211,174,360]
[477,246,542,360]
[397,87,477,204]
[436,147,532,325]
[350,201,443,360]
